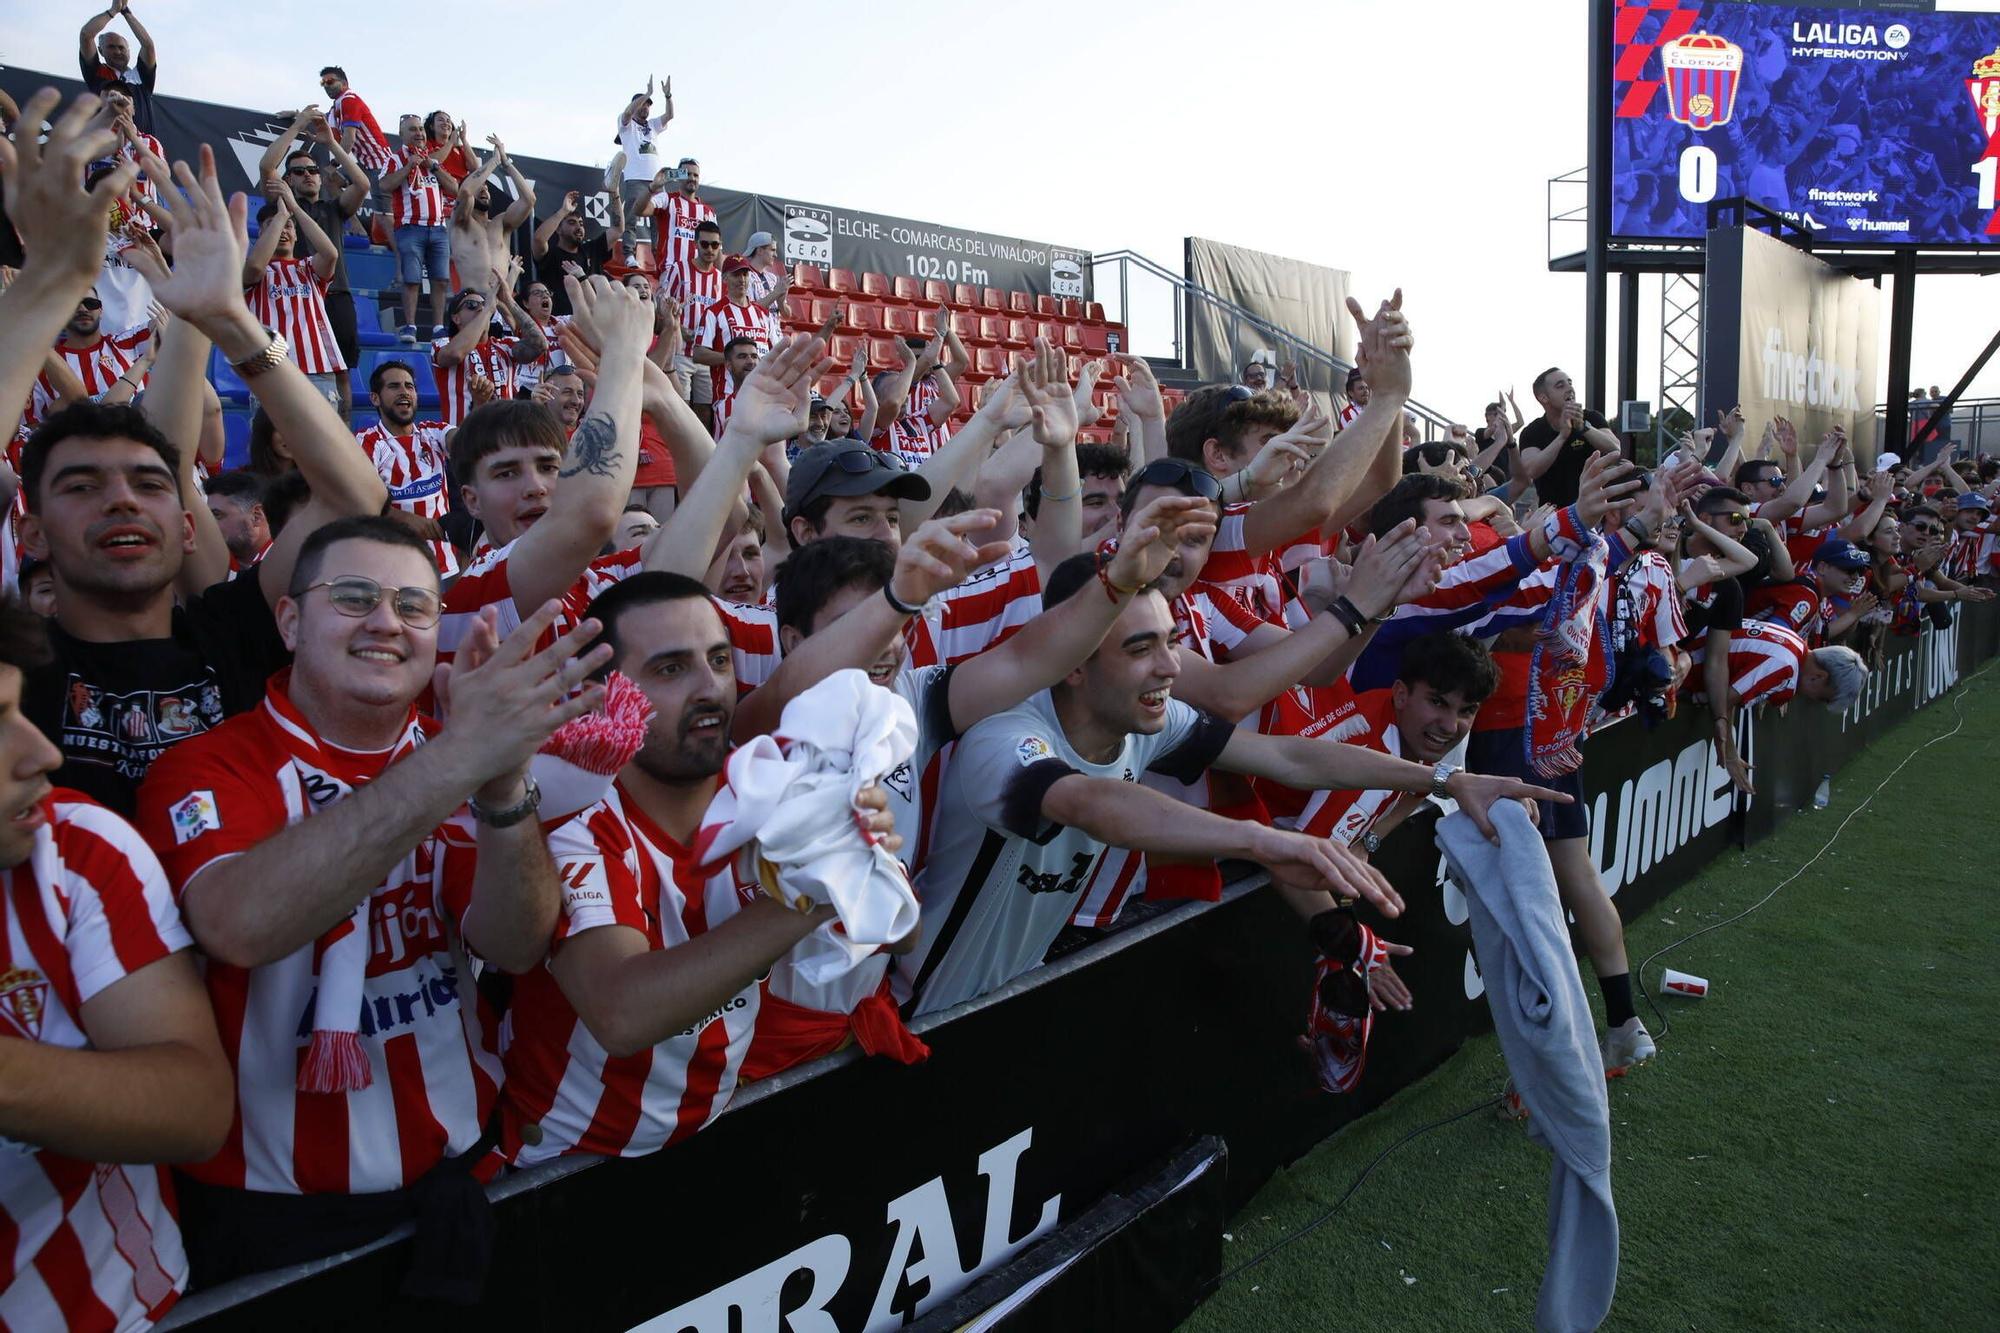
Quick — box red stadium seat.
[868,335,902,370]
[1035,295,1059,318]
[883,306,918,336]
[861,272,893,301]
[950,311,980,340]
[1001,318,1032,348]
[826,267,858,294]
[979,287,1008,311]
[808,297,838,327]
[914,307,940,337]
[793,264,826,291]
[1061,322,1083,351]
[976,314,1005,344]
[785,294,815,323]
[1007,291,1034,315]
[1084,301,1107,323]
[829,334,860,365]
[922,279,952,307]
[1033,320,1060,345]
[961,382,983,413]
[847,304,882,334]
[975,345,1008,377]
[953,283,982,308]
[1079,324,1109,353]
[890,275,922,305]
[1058,298,1083,320]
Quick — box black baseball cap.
[785,443,930,520]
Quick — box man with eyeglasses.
[259,107,372,417]
[1897,504,1995,612]
[531,190,612,315]
[431,265,545,427]
[134,514,610,1288]
[8,133,390,815]
[1733,419,1851,563]
[380,114,460,345]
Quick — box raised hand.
[1018,338,1078,449]
[562,273,652,358]
[0,90,133,288]
[722,332,835,445]
[434,602,614,798]
[982,364,1034,433]
[1576,451,1644,527]
[1109,353,1165,422]
[1343,521,1430,619]
[1241,431,1312,495]
[1774,415,1800,457]
[1071,356,1106,428]
[125,145,262,342]
[888,510,1015,606]
[1718,404,1745,440]
[1343,288,1412,399]
[1105,494,1218,591]
[468,374,496,407]
[1247,824,1404,918]
[485,133,508,165]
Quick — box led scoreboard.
[1609,2,2000,246]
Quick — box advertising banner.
[0,68,1088,298]
[165,606,1996,1332]
[1608,1,2000,246]
[1701,224,1881,463]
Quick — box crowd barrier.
[160,602,1998,1331]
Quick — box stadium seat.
[861,272,893,301]
[826,267,858,294]
[829,334,860,366]
[358,349,440,407]
[220,409,252,470]
[953,283,981,308]
[950,311,979,340]
[913,308,940,338]
[1061,323,1083,351]
[1032,320,1059,345]
[1001,319,1031,349]
[975,345,1007,377]
[976,314,1005,344]
[1007,292,1034,315]
[1035,295,1059,318]
[344,249,398,296]
[883,307,917,336]
[847,304,882,334]
[1084,301,1107,323]
[793,264,826,291]
[979,287,1007,312]
[1079,324,1109,354]
[1059,298,1083,320]
[804,297,835,326]
[786,294,815,323]
[922,279,951,307]
[868,336,902,370]
[890,276,922,305]
[352,300,400,350]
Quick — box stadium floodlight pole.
[1585,0,1613,413]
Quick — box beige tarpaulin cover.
[1185,237,1355,397]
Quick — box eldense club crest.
[1660,32,1745,132]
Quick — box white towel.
[695,670,919,984]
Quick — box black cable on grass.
[1635,657,1997,1041]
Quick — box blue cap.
[1812,537,1871,571]
[1955,491,1991,512]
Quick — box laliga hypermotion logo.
[1661,32,1745,131]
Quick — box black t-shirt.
[25,566,291,815]
[1517,408,1608,507]
[296,196,357,292]
[535,235,612,314]
[1681,574,1744,645]
[1472,427,1513,483]
[79,56,158,132]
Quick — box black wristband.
[1327,594,1375,635]
[883,583,924,617]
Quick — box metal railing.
[1086,248,1455,439]
[1873,397,2000,461]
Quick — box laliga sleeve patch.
[1016,736,1055,766]
[556,854,610,915]
[168,790,221,845]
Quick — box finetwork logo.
[1760,328,1863,411]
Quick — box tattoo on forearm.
[560,412,623,479]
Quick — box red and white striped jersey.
[695,302,777,398]
[331,89,394,174]
[133,698,498,1196]
[904,541,1041,670]
[355,422,459,577]
[1689,619,1807,711]
[1946,525,1988,583]
[1610,549,1687,654]
[120,131,167,205]
[648,191,716,279]
[500,782,761,1165]
[430,335,521,426]
[1,793,192,1332]
[383,147,448,228]
[1201,503,1313,625]
[246,258,346,376]
[714,599,782,695]
[659,260,722,335]
[33,328,153,415]
[1292,689,1404,844]
[510,318,570,396]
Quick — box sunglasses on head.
[300,575,441,629]
[1130,457,1222,503]
[1222,385,1254,403]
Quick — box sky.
[7,0,1999,422]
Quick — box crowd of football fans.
[3,20,1999,1323]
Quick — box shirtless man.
[448,134,536,297]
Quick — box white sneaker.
[1600,1017,1656,1076]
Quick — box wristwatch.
[1430,760,1460,801]
[230,329,289,380]
[1360,830,1383,855]
[469,774,542,828]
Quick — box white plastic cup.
[1662,968,1709,999]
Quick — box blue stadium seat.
[352,298,399,350]
[345,249,398,296]
[350,409,380,435]
[209,348,252,407]
[343,232,373,251]
[357,349,440,408]
[220,409,253,470]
